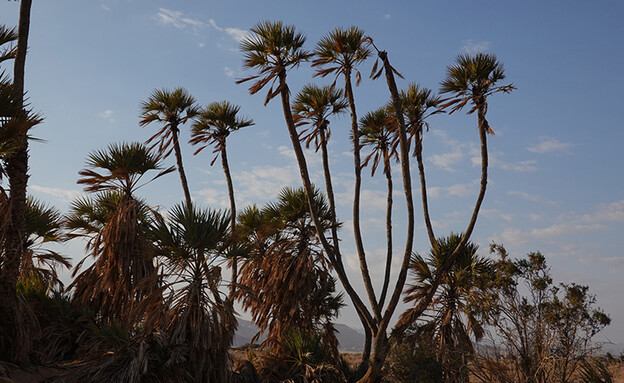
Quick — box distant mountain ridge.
[233,318,364,352]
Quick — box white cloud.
[224,66,235,77]
[156,8,205,31]
[428,180,477,199]
[429,147,463,172]
[96,109,115,123]
[224,27,249,43]
[527,136,574,153]
[384,14,391,20]
[507,190,559,207]
[30,185,81,202]
[461,39,491,54]
[477,152,537,172]
[100,4,111,12]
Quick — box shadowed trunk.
[0,0,33,364]
[378,152,393,309]
[344,69,380,321]
[171,125,192,206]
[221,142,238,298]
[318,127,340,252]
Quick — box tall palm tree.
[140,87,199,206]
[358,107,398,309]
[402,233,491,383]
[238,22,376,370]
[189,100,253,297]
[69,142,173,325]
[313,27,380,322]
[145,203,236,382]
[292,84,347,251]
[236,187,343,355]
[0,0,34,363]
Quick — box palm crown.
[189,101,254,164]
[439,53,515,133]
[139,87,199,156]
[358,107,398,177]
[313,26,371,84]
[292,84,347,151]
[238,21,312,105]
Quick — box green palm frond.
[313,26,371,85]
[189,100,254,162]
[0,25,17,64]
[358,107,397,177]
[439,53,515,133]
[237,21,312,105]
[77,142,174,195]
[292,84,347,151]
[139,87,199,156]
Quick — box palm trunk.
[275,68,376,338]
[319,128,340,252]
[415,134,437,249]
[378,152,393,309]
[171,125,192,206]
[344,68,380,321]
[358,50,417,383]
[221,142,238,298]
[0,0,33,364]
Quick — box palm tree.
[358,107,398,309]
[69,142,173,325]
[402,233,491,383]
[313,27,380,320]
[236,187,343,355]
[18,197,71,291]
[389,83,441,248]
[0,25,17,66]
[189,100,253,297]
[0,0,34,363]
[140,87,199,206]
[145,203,236,382]
[292,84,347,251]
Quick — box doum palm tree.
[292,84,347,252]
[140,87,198,206]
[189,100,253,297]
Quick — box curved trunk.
[221,143,238,298]
[415,135,437,249]
[395,96,490,335]
[319,128,340,252]
[344,68,380,321]
[0,0,33,364]
[357,51,417,383]
[276,69,376,336]
[171,125,192,206]
[377,153,393,309]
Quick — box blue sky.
[1,1,623,342]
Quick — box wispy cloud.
[507,190,559,207]
[224,66,235,77]
[527,136,574,153]
[429,147,463,172]
[461,39,491,54]
[100,4,111,12]
[384,14,391,20]
[475,151,537,172]
[208,18,250,43]
[428,180,477,199]
[96,109,115,123]
[30,185,81,202]
[156,8,205,31]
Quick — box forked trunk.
[171,125,192,206]
[415,134,437,249]
[0,0,33,364]
[344,69,380,320]
[275,68,376,344]
[221,143,238,298]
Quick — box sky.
[1,1,623,343]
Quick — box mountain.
[233,318,364,352]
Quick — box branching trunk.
[0,0,33,364]
[221,142,238,298]
[415,135,437,249]
[275,69,376,336]
[171,125,192,206]
[344,69,380,321]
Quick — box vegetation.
[0,8,615,383]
